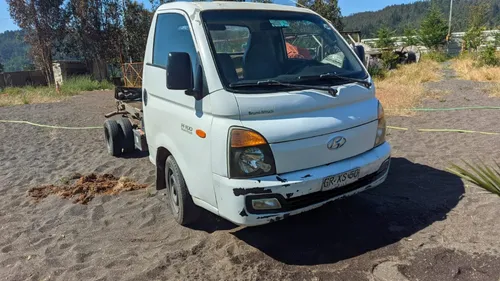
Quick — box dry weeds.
[452,57,500,82]
[486,83,500,97]
[375,59,443,115]
[28,173,148,204]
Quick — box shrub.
[368,64,386,79]
[477,44,500,67]
[380,51,400,70]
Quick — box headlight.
[229,128,276,179]
[375,102,387,147]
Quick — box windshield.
[201,10,367,91]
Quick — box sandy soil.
[1,70,500,281]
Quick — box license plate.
[322,168,360,191]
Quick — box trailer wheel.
[165,155,200,226]
[407,51,417,64]
[104,120,123,156]
[117,118,135,153]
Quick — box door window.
[153,13,198,71]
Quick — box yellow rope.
[0,120,101,130]
[417,128,500,136]
[388,126,499,135]
[0,120,498,136]
[387,126,408,131]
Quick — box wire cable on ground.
[388,126,499,136]
[0,120,498,135]
[0,120,101,130]
[386,106,500,112]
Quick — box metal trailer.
[340,30,421,69]
[103,62,148,156]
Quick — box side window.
[153,13,197,71]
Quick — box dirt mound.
[28,173,148,204]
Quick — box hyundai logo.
[327,136,347,150]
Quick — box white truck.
[103,1,391,227]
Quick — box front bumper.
[213,142,391,226]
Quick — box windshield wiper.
[229,80,339,96]
[298,73,372,88]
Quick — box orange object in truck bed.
[286,42,312,59]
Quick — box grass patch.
[375,58,442,115]
[451,54,500,82]
[422,51,451,63]
[486,83,500,98]
[0,76,113,107]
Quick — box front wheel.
[165,156,200,226]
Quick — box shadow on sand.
[194,157,465,265]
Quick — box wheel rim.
[167,168,179,214]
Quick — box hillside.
[342,0,500,38]
[0,30,32,72]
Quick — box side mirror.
[354,45,366,65]
[167,52,193,90]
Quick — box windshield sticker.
[269,20,289,28]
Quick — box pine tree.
[418,4,448,50]
[403,27,419,47]
[463,4,488,51]
[376,27,395,49]
[297,0,344,30]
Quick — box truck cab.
[142,1,391,226]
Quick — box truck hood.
[235,84,379,143]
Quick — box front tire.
[165,156,200,226]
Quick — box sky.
[0,0,418,33]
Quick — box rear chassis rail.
[104,86,148,153]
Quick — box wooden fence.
[0,70,47,89]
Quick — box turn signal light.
[230,129,267,148]
[196,129,206,138]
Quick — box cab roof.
[157,1,316,15]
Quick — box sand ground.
[1,71,500,281]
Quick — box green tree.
[0,62,4,73]
[6,0,66,85]
[66,0,123,79]
[123,0,152,62]
[418,4,448,50]
[463,4,488,52]
[403,27,419,47]
[375,27,398,69]
[376,27,395,48]
[297,0,344,30]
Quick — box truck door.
[143,11,216,208]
